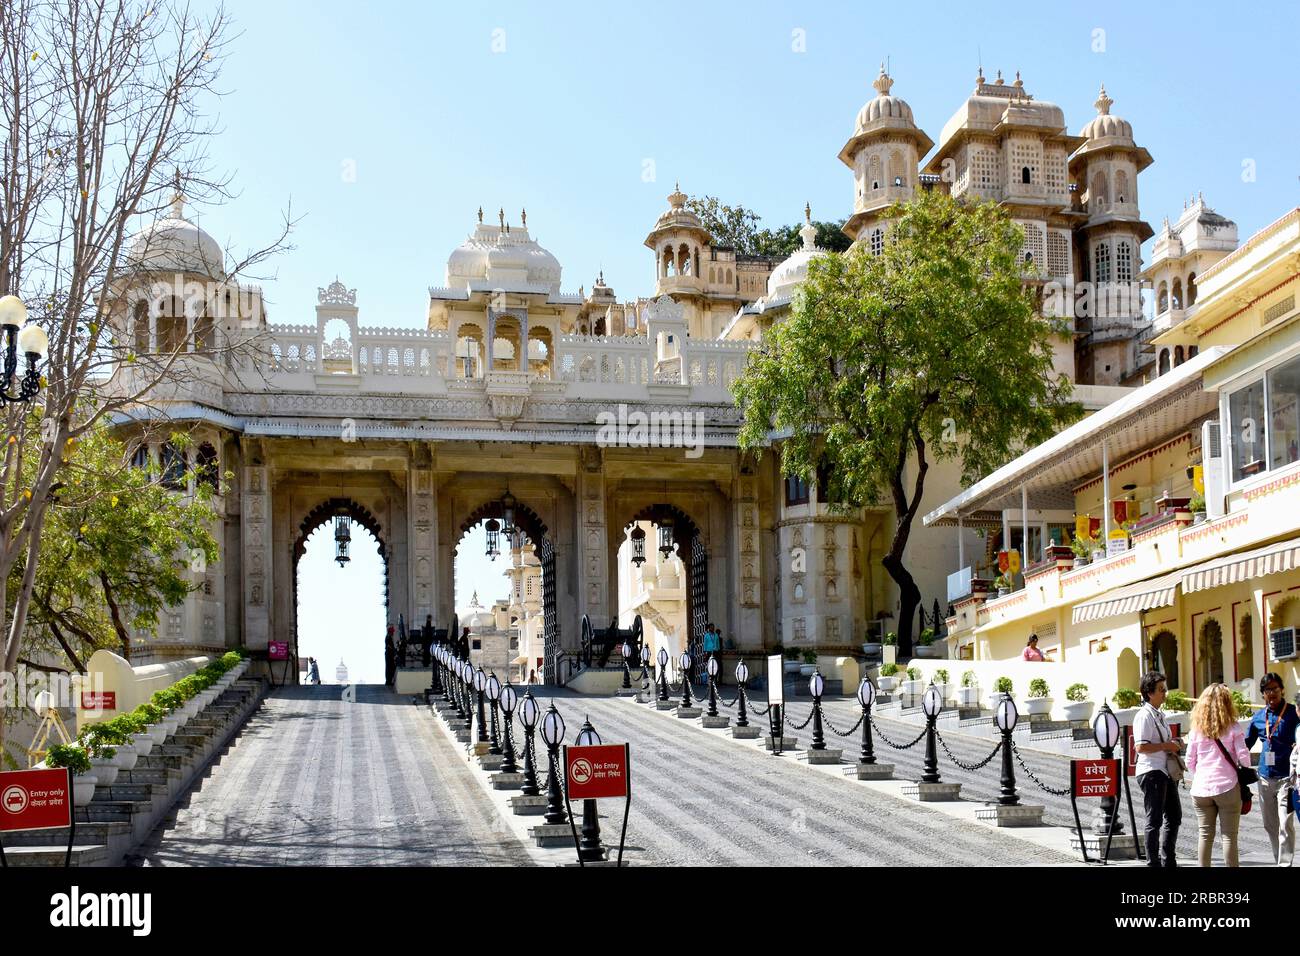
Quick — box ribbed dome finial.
[1095,83,1113,115]
[873,63,893,96]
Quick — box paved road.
[525,689,1072,866]
[130,684,533,867]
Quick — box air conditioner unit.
[1202,419,1226,519]
[1271,627,1297,662]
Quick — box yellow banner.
[1192,464,1204,495]
[1007,550,1021,575]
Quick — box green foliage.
[934,668,950,685]
[152,687,183,714]
[882,631,897,646]
[1065,683,1090,703]
[994,676,1014,695]
[1070,535,1094,558]
[1163,690,1193,713]
[1028,677,1050,699]
[993,574,1012,591]
[45,744,92,775]
[1112,687,1141,709]
[1229,690,1255,719]
[684,195,850,257]
[960,670,977,688]
[133,702,163,724]
[107,712,145,736]
[880,663,900,677]
[905,667,921,682]
[918,627,935,646]
[1188,492,1206,513]
[801,649,817,664]
[783,647,799,661]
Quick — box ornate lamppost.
[735,660,751,728]
[856,677,876,764]
[994,692,1020,806]
[540,703,568,825]
[921,683,943,784]
[486,672,502,756]
[473,667,489,747]
[1091,702,1123,835]
[657,647,670,702]
[705,655,720,718]
[498,680,519,775]
[809,670,826,751]
[575,717,605,862]
[620,641,632,690]
[519,691,541,796]
[0,296,48,406]
[678,652,693,708]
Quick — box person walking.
[1245,672,1297,866]
[307,658,320,685]
[1185,683,1252,867]
[1133,670,1183,867]
[384,625,397,687]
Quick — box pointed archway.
[624,504,708,666]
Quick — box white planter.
[799,663,817,677]
[88,758,118,787]
[877,676,899,693]
[933,683,952,704]
[1072,557,1087,568]
[913,645,942,659]
[783,661,801,675]
[900,680,923,704]
[861,642,883,656]
[73,772,98,807]
[157,716,178,738]
[1023,696,1054,717]
[1114,706,1141,727]
[1062,700,1095,723]
[111,743,139,771]
[1091,550,1106,563]
[132,731,156,756]
[957,686,981,708]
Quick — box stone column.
[733,472,763,649]
[240,438,272,651]
[576,449,609,627]
[409,446,437,624]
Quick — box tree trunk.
[98,570,131,662]
[882,553,922,659]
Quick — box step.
[0,820,131,847]
[77,800,152,824]
[97,784,162,802]
[120,768,181,787]
[0,844,109,867]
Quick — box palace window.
[1115,241,1133,283]
[1093,242,1111,283]
[161,443,186,491]
[869,228,884,257]
[130,444,150,470]
[1047,232,1069,278]
[196,442,219,493]
[784,475,810,507]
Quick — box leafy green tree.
[686,195,850,257]
[734,191,1079,656]
[14,416,221,670]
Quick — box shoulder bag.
[1214,737,1257,814]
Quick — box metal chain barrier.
[935,729,1002,772]
[1010,741,1071,796]
[869,715,927,750]
[821,708,865,738]
[742,688,771,717]
[783,707,815,731]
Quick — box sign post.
[1070,758,1120,864]
[766,654,784,755]
[562,742,631,867]
[0,767,76,867]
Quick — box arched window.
[1186,273,1198,306]
[725,268,732,286]
[1116,241,1132,283]
[678,243,691,276]
[130,443,150,470]
[1151,630,1179,689]
[1115,170,1130,204]
[1091,171,1108,208]
[1093,242,1111,282]
[1021,166,1031,184]
[1188,345,1198,359]
[1157,281,1169,313]
[1171,278,1182,310]
[132,301,150,355]
[1174,345,1185,366]
[889,150,906,188]
[1197,618,1225,690]
[157,297,186,354]
[195,442,219,493]
[868,154,881,192]
[870,228,884,257]
[1158,349,1171,376]
[193,309,215,353]
[161,442,186,491]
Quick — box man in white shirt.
[1133,671,1184,867]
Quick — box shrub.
[994,676,1013,695]
[1065,683,1090,703]
[152,688,184,714]
[1028,677,1050,699]
[883,631,897,646]
[79,721,128,748]
[802,649,817,664]
[108,713,145,736]
[45,744,92,775]
[918,628,935,646]
[1163,690,1193,713]
[783,647,799,661]
[906,666,921,682]
[934,668,950,685]
[880,663,900,677]
[960,670,977,688]
[133,703,164,724]
[1112,687,1141,708]
[1229,690,1254,719]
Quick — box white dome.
[854,67,917,133]
[126,210,225,278]
[1079,85,1134,142]
[446,213,562,293]
[766,213,822,301]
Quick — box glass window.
[1228,380,1267,482]
[784,475,809,506]
[1268,354,1300,470]
[161,443,187,491]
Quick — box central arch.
[624,503,708,666]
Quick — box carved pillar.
[240,438,272,651]
[577,448,609,626]
[733,472,763,649]
[409,446,437,624]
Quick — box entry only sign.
[1,767,73,833]
[1073,758,1120,799]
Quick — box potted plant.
[933,668,951,703]
[799,649,818,677]
[1062,683,1094,723]
[860,625,883,657]
[957,670,980,708]
[901,666,924,704]
[1230,689,1256,733]
[987,676,1013,712]
[782,646,801,675]
[993,574,1012,598]
[1112,687,1142,726]
[152,688,184,736]
[1023,677,1053,716]
[77,725,122,787]
[1162,689,1193,716]
[1069,534,1092,568]
[44,744,98,807]
[104,714,145,768]
[1188,491,1207,524]
[877,662,901,693]
[914,627,942,658]
[131,703,163,755]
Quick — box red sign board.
[80,692,116,711]
[565,744,629,800]
[268,641,289,661]
[1125,722,1181,776]
[1073,759,1120,798]
[0,768,73,833]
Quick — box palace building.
[103,66,1180,688]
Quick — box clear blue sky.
[232,1,1295,669]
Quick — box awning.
[1072,569,1181,624]
[510,655,529,665]
[1181,536,1300,593]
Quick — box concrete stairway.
[2,676,268,867]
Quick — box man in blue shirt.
[1245,672,1296,866]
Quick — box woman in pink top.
[1185,683,1252,867]
[1021,634,1045,662]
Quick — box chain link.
[1011,741,1071,796]
[783,707,815,731]
[869,716,927,750]
[935,730,1002,772]
[821,708,865,738]
[744,689,771,717]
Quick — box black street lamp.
[474,667,489,746]
[621,641,632,690]
[451,656,466,720]
[735,660,751,728]
[487,672,503,756]
[921,682,943,784]
[994,692,1020,806]
[498,680,519,774]
[519,691,541,796]
[500,491,517,538]
[705,655,720,717]
[575,717,604,862]
[541,703,568,825]
[657,647,670,702]
[658,516,674,558]
[485,518,501,560]
[1091,701,1123,835]
[629,525,646,567]
[0,295,48,405]
[333,509,352,567]
[856,677,876,764]
[678,652,693,708]
[639,644,651,688]
[809,670,826,750]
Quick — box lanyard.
[1265,703,1291,742]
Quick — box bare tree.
[0,0,291,754]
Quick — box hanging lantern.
[334,510,352,567]
[658,515,674,558]
[485,518,501,560]
[630,525,647,567]
[500,491,517,537]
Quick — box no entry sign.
[0,768,73,833]
[268,641,289,661]
[565,744,629,800]
[1072,759,1120,798]
[80,692,116,711]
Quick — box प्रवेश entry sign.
[565,744,628,800]
[1072,758,1120,798]
[0,768,73,833]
